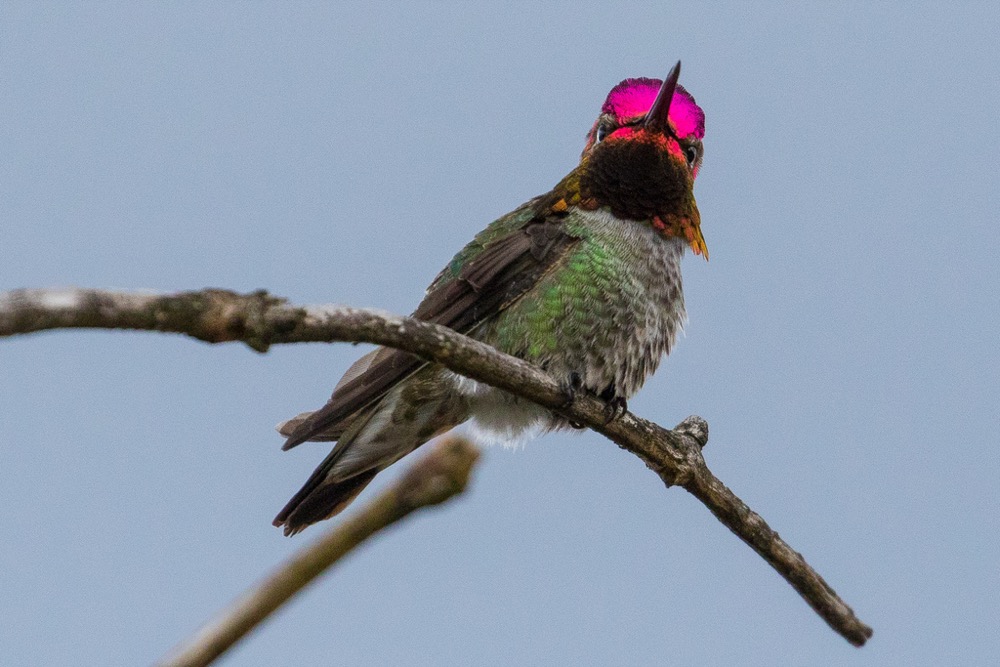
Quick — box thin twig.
[156,437,480,667]
[0,287,873,646]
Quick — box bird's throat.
[580,137,692,220]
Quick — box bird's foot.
[603,396,628,424]
[599,386,628,424]
[560,371,586,429]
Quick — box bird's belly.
[452,373,553,444]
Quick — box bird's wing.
[281,197,578,450]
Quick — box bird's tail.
[272,462,380,536]
[273,397,470,535]
[273,365,472,535]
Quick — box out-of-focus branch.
[0,287,873,646]
[157,437,480,667]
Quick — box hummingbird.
[273,62,706,535]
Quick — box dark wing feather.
[281,210,577,450]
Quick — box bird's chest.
[491,209,686,397]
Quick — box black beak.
[644,60,681,133]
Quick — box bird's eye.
[685,145,699,168]
[596,124,610,143]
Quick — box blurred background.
[2,3,998,665]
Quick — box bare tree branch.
[0,287,873,646]
[155,437,480,667]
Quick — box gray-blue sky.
[2,3,998,664]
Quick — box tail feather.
[276,411,339,442]
[274,366,468,535]
[273,468,380,536]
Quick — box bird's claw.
[598,385,627,424]
[602,396,628,424]
[561,371,586,429]
[560,371,583,407]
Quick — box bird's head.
[578,62,707,258]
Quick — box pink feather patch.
[602,77,705,140]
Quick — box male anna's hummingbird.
[274,62,706,535]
